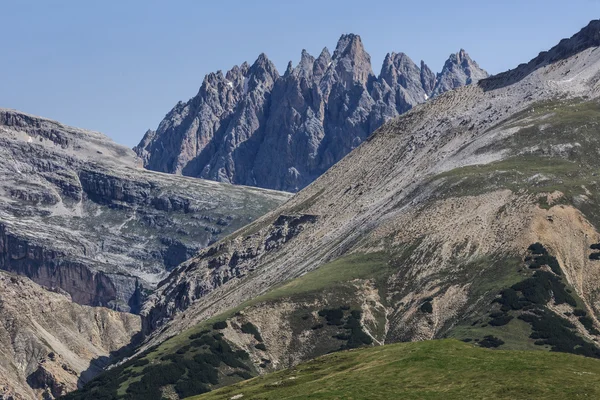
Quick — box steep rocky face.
[135,35,487,192]
[0,271,140,400]
[0,110,290,312]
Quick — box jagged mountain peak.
[333,33,365,57]
[380,51,420,89]
[317,46,332,61]
[294,49,316,78]
[420,60,436,95]
[330,33,374,87]
[313,47,333,80]
[136,35,486,192]
[432,48,488,95]
[251,52,277,71]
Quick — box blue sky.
[1,0,599,147]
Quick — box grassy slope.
[190,339,600,400]
[63,253,392,399]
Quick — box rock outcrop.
[0,110,290,312]
[135,35,487,192]
[0,271,140,399]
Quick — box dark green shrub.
[319,308,345,325]
[489,314,513,326]
[193,353,221,367]
[212,321,227,330]
[255,343,267,351]
[333,333,351,340]
[420,301,433,313]
[174,380,209,398]
[528,254,562,275]
[190,334,216,348]
[229,370,253,379]
[189,329,211,340]
[479,335,504,348]
[518,309,600,358]
[528,243,548,255]
[235,349,250,360]
[512,271,575,307]
[579,316,600,335]
[241,322,263,342]
[131,358,149,367]
[311,323,324,330]
[574,309,587,317]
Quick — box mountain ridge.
[134,34,488,192]
[0,108,289,313]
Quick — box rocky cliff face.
[0,270,140,400]
[0,110,290,313]
[135,35,488,192]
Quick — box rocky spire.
[295,49,316,78]
[313,47,332,82]
[331,34,374,87]
[420,60,436,96]
[380,52,421,89]
[432,49,488,96]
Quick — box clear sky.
[1,0,599,147]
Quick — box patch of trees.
[528,243,548,255]
[525,243,562,275]
[479,335,505,348]
[66,327,255,400]
[241,322,263,342]
[488,312,513,326]
[317,307,373,350]
[578,316,600,335]
[212,321,228,330]
[520,310,600,357]
[254,343,267,351]
[318,308,345,325]
[61,346,161,400]
[420,301,433,314]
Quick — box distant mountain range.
[135,35,487,191]
[0,109,288,313]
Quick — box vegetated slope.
[188,340,600,400]
[0,270,140,400]
[135,34,486,192]
[69,19,600,400]
[0,110,290,312]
